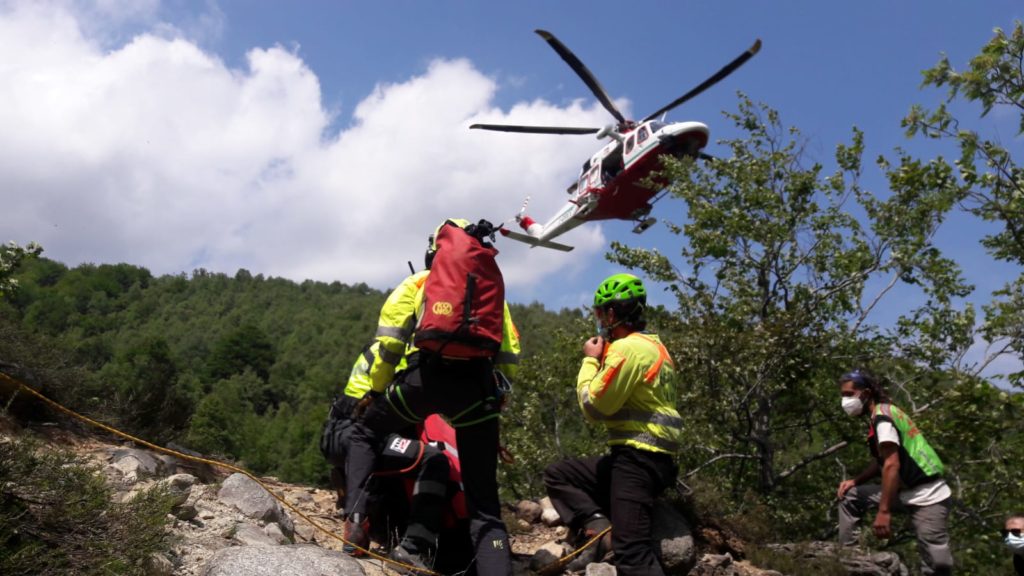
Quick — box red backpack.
[415,220,505,358]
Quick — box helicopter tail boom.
[499,228,575,252]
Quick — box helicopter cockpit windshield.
[647,121,667,133]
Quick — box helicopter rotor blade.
[641,39,762,123]
[534,29,627,125]
[470,123,600,135]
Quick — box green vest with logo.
[869,403,944,487]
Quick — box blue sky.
[1,1,1021,375]
[204,0,1021,303]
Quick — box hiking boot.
[388,544,432,575]
[342,513,370,557]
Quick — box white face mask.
[1006,533,1024,554]
[841,395,865,417]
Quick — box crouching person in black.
[321,342,472,573]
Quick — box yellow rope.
[538,525,612,575]
[0,373,440,576]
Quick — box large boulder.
[765,542,909,576]
[199,544,365,576]
[217,473,294,538]
[652,500,696,575]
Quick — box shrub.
[0,438,176,575]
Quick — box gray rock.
[652,500,696,575]
[232,524,281,547]
[586,562,617,576]
[159,473,197,507]
[689,553,736,576]
[109,448,167,484]
[167,442,219,481]
[515,499,543,523]
[293,521,316,542]
[264,522,290,544]
[144,553,174,576]
[174,503,198,521]
[200,544,365,576]
[765,542,909,576]
[217,473,294,537]
[529,540,569,573]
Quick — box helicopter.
[471,30,761,252]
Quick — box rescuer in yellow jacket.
[544,273,682,576]
[343,219,520,575]
[367,268,519,395]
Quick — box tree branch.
[774,440,850,482]
[684,453,758,478]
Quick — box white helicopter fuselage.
[504,120,709,251]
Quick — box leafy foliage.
[0,438,175,576]
[0,242,41,300]
[905,21,1024,386]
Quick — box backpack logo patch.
[389,437,412,454]
[432,301,454,316]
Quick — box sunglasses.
[1003,528,1023,538]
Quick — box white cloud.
[0,2,613,294]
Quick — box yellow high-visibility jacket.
[343,342,407,399]
[368,271,520,393]
[577,332,682,454]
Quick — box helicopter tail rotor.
[514,196,531,223]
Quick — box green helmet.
[593,273,647,308]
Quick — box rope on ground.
[538,525,612,575]
[0,373,440,576]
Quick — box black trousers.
[544,445,678,576]
[346,354,509,576]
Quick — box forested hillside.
[0,259,584,485]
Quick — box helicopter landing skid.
[632,217,657,234]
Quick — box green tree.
[0,241,41,300]
[904,22,1024,386]
[205,323,277,413]
[613,95,970,501]
[99,337,193,440]
[187,372,256,457]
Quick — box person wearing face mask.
[1005,515,1024,575]
[836,369,953,576]
[543,273,682,576]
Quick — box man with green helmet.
[836,369,953,575]
[544,273,683,576]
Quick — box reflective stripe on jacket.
[368,271,430,393]
[344,342,408,399]
[369,271,520,393]
[576,332,682,454]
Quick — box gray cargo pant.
[838,484,953,576]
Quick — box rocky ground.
[2,417,910,576]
